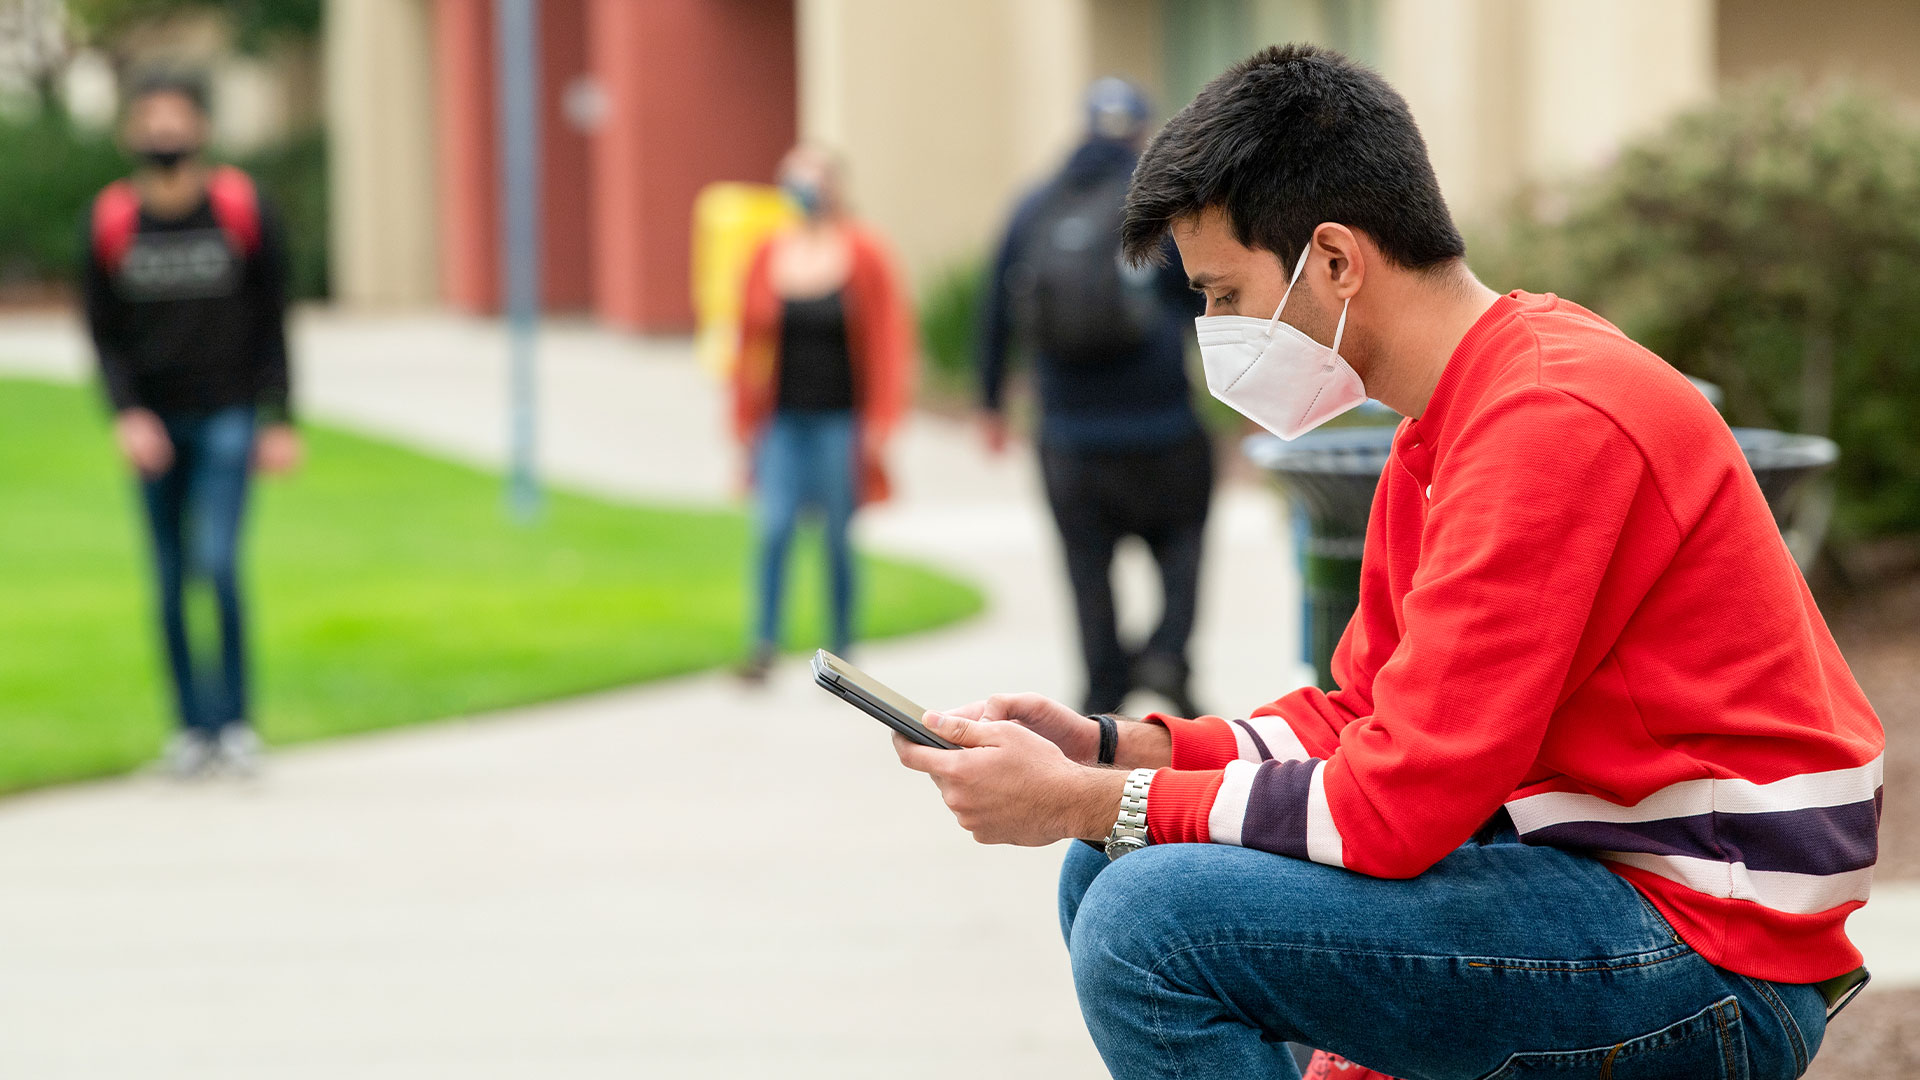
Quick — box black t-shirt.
[81,183,292,422]
[776,290,856,412]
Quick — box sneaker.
[736,643,776,686]
[214,724,264,777]
[163,731,217,780]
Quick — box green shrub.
[917,258,988,398]
[0,114,329,299]
[0,115,129,287]
[233,127,329,299]
[1477,84,1920,541]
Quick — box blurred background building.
[8,0,1918,326]
[318,0,1920,332]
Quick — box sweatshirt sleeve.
[80,216,140,413]
[1147,711,1327,770]
[248,199,293,425]
[977,192,1038,414]
[850,228,916,449]
[1147,388,1663,873]
[731,240,779,445]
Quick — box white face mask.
[1194,244,1367,440]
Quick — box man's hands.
[893,713,1126,846]
[943,692,1175,770]
[115,411,303,478]
[115,408,173,478]
[892,692,1178,846]
[946,693,1102,762]
[254,423,303,474]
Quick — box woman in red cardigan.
[731,147,916,681]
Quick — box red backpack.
[91,164,262,273]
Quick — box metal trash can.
[1246,425,1840,692]
[1731,428,1840,570]
[1245,428,1396,691]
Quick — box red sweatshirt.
[1146,291,1883,985]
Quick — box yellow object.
[691,182,798,378]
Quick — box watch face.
[1106,837,1146,861]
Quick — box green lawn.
[0,377,983,792]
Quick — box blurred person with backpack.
[979,78,1211,717]
[81,72,299,778]
[731,146,916,682]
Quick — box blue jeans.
[139,407,257,734]
[753,409,857,653]
[1058,835,1827,1079]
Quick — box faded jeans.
[139,406,257,734]
[753,409,857,654]
[1058,832,1828,1079]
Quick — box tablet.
[811,649,960,750]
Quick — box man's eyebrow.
[1187,272,1220,292]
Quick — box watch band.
[1094,713,1119,766]
[1104,767,1154,861]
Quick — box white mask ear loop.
[1268,243,1314,328]
[1329,296,1350,360]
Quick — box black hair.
[125,68,211,116]
[1122,43,1464,272]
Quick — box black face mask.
[137,145,197,172]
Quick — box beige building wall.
[1519,0,1713,182]
[1381,0,1713,226]
[797,0,1122,282]
[1377,0,1522,225]
[802,0,1720,282]
[1090,0,1170,117]
[318,0,1753,310]
[325,0,438,306]
[1719,0,1920,107]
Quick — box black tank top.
[776,290,855,412]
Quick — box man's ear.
[1310,223,1366,301]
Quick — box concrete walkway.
[1,310,1911,1078]
[0,310,1307,1079]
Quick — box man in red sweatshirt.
[892,43,1881,1080]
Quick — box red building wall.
[431,0,497,313]
[539,0,594,311]
[432,0,795,330]
[587,0,797,331]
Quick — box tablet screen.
[816,650,928,724]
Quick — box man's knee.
[185,534,238,585]
[1067,844,1333,993]
[1057,841,1108,946]
[755,501,802,547]
[1067,844,1212,994]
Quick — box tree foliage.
[1479,84,1920,540]
[69,0,319,53]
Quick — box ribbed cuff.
[1146,767,1225,845]
[1145,713,1240,770]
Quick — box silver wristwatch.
[1104,768,1154,861]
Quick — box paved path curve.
[0,311,1310,1078]
[1,312,1909,1076]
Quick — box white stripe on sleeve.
[1241,716,1310,762]
[1507,757,1884,832]
[1305,762,1345,868]
[1228,722,1261,763]
[1207,759,1260,847]
[1599,851,1874,915]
